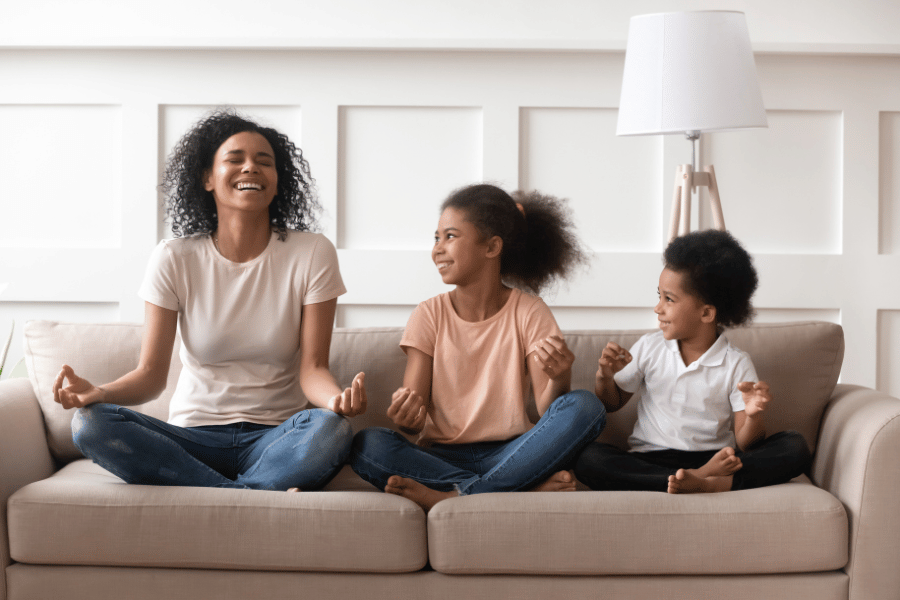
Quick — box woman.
[54,109,366,491]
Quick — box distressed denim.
[350,389,606,495]
[72,403,352,491]
[573,429,812,492]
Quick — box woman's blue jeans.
[349,389,606,496]
[71,403,353,491]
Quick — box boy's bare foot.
[695,447,742,478]
[530,470,577,492]
[385,475,457,511]
[667,469,733,494]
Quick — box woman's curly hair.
[160,109,320,239]
[441,184,587,295]
[664,229,758,329]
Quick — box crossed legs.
[72,403,352,491]
[350,390,606,510]
[574,430,811,494]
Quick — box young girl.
[349,183,606,511]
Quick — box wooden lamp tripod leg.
[668,164,726,243]
[704,165,726,231]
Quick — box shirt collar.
[663,333,730,367]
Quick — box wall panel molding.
[1,47,899,393]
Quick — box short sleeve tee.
[614,331,756,452]
[138,230,346,428]
[401,288,561,446]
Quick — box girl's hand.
[533,335,575,381]
[738,381,772,418]
[387,387,426,431]
[596,342,631,381]
[328,372,368,417]
[53,364,105,410]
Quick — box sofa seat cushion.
[8,461,426,572]
[427,476,847,575]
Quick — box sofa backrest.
[24,320,843,464]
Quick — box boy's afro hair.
[664,229,758,329]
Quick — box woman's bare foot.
[530,470,577,492]
[287,488,301,493]
[667,469,733,494]
[385,475,457,511]
[695,447,742,478]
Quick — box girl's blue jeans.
[349,389,606,496]
[71,403,353,491]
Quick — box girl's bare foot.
[531,470,577,492]
[695,447,742,478]
[385,475,457,511]
[667,469,733,494]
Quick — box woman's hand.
[327,372,368,417]
[386,387,427,432]
[533,335,575,381]
[53,365,106,410]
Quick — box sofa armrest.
[0,379,55,600]
[812,383,900,600]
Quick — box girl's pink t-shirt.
[401,288,560,446]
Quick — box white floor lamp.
[616,11,768,242]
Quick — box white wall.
[2,1,899,398]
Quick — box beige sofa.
[1,320,898,600]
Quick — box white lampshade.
[616,11,767,137]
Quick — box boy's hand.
[533,335,574,381]
[387,387,426,430]
[738,381,772,417]
[328,372,368,417]
[596,342,632,382]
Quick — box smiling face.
[655,267,716,342]
[432,207,499,287]
[203,131,278,218]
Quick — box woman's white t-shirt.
[138,230,346,428]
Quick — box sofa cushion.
[7,460,426,572]
[24,321,181,462]
[427,477,848,575]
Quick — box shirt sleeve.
[138,241,180,311]
[303,235,347,305]
[400,299,437,358]
[521,296,562,357]
[614,334,648,394]
[729,352,758,412]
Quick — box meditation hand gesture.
[596,342,632,384]
[738,381,772,417]
[53,365,105,410]
[387,387,427,432]
[533,335,575,381]
[328,372,368,417]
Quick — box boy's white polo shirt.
[614,330,757,452]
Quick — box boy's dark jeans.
[574,430,812,492]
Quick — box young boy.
[574,230,811,494]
